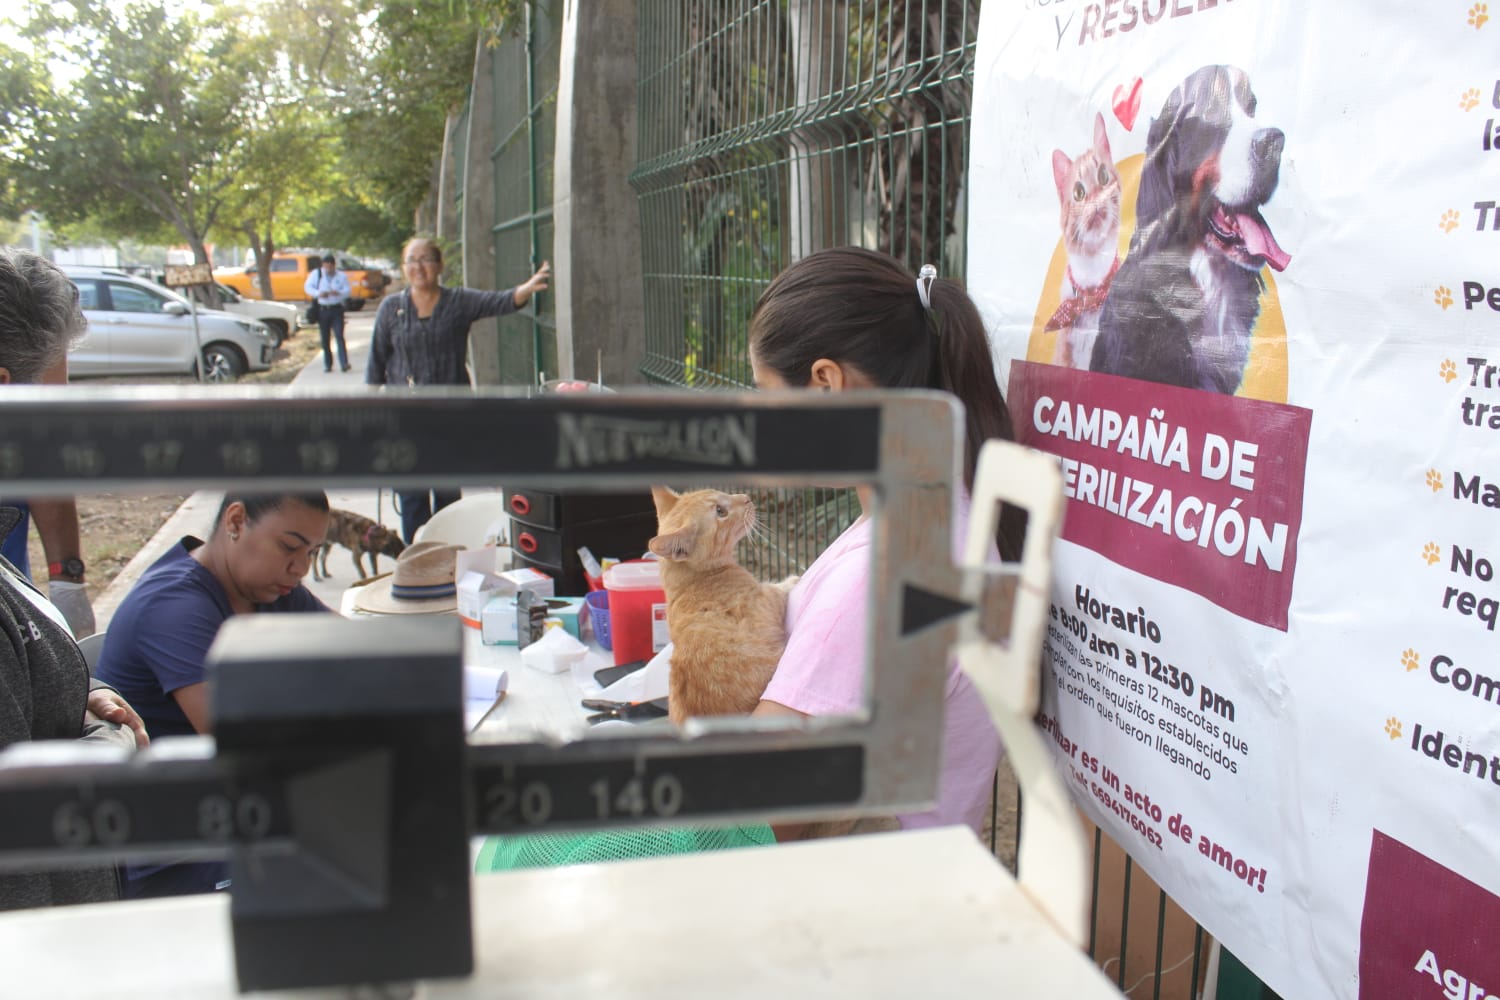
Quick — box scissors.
[581,697,669,724]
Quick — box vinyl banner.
[968,3,1500,997]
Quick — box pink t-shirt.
[761,497,1002,835]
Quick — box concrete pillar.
[553,0,645,386]
[462,35,502,386]
[435,111,461,246]
[787,0,851,259]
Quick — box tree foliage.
[336,1,487,240]
[6,2,257,265]
[2,0,531,266]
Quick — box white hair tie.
[916,264,937,312]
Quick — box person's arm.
[29,496,94,639]
[128,590,224,736]
[459,261,552,322]
[751,698,814,842]
[751,530,872,842]
[170,682,211,735]
[336,272,352,301]
[85,681,149,748]
[303,271,319,299]
[510,261,550,309]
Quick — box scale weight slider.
[209,615,472,992]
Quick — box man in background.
[304,254,351,373]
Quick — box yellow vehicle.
[214,250,390,310]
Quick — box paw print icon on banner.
[1434,285,1454,310]
[1467,3,1488,29]
[1460,88,1482,110]
[1439,209,1460,233]
[1426,469,1445,492]
[1422,542,1442,566]
[1384,717,1403,741]
[1440,359,1458,382]
[1400,648,1420,672]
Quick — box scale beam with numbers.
[0,386,1067,993]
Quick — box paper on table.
[463,666,509,732]
[597,642,672,703]
[465,664,510,701]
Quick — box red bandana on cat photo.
[1045,256,1120,332]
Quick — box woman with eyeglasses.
[366,237,550,542]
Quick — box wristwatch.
[48,557,86,580]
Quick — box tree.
[0,42,46,220]
[334,0,528,234]
[218,47,340,299]
[338,1,480,233]
[7,2,256,269]
[309,194,409,259]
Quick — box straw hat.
[353,541,465,615]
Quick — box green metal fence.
[631,0,980,578]
[486,1,561,385]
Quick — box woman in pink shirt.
[748,246,1026,842]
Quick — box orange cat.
[648,487,789,724]
[1047,111,1122,369]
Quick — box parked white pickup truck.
[212,282,302,347]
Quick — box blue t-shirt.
[94,537,326,896]
[0,500,30,577]
[95,537,327,739]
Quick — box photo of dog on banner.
[1042,64,1292,399]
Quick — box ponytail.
[924,281,1026,562]
[750,247,1026,561]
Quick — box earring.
[822,385,830,393]
[229,531,239,542]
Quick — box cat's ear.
[1051,149,1072,201]
[1093,111,1112,162]
[648,529,694,561]
[650,485,679,518]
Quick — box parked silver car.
[62,267,276,381]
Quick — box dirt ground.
[21,330,324,599]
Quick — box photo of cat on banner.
[1031,65,1292,404]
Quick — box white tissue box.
[499,567,554,599]
[457,571,508,629]
[519,627,588,675]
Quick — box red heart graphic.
[1112,77,1144,131]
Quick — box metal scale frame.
[0,386,1019,991]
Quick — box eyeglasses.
[403,257,440,266]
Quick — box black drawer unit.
[505,488,657,595]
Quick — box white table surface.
[0,827,1123,998]
[339,586,608,739]
[460,625,609,740]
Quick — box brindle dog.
[313,508,406,581]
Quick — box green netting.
[475,824,776,872]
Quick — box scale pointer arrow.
[900,583,973,637]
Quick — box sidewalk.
[95,311,397,626]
